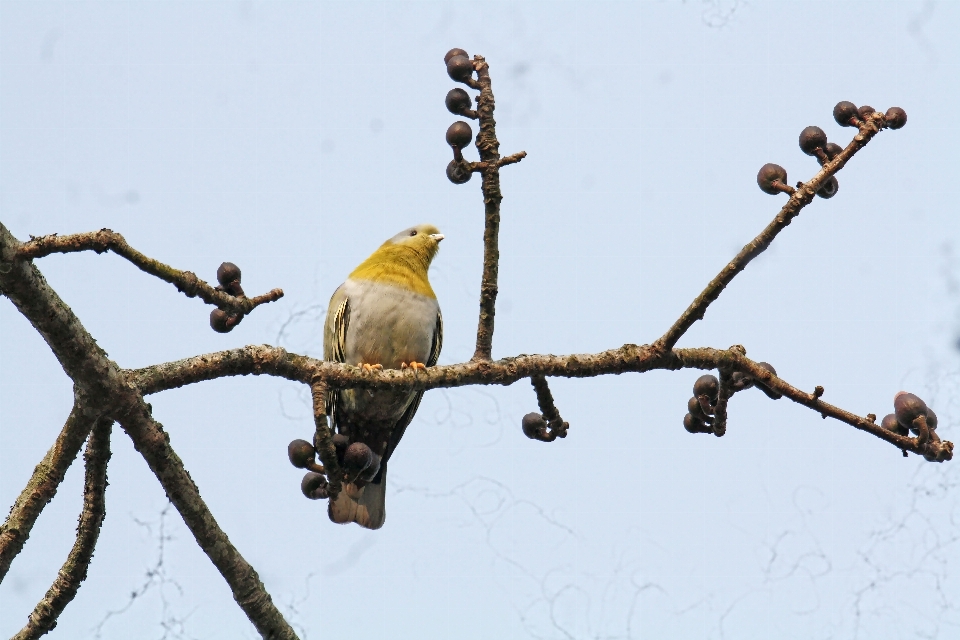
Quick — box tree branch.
[0,400,95,581]
[311,379,342,499]
[116,403,298,639]
[653,112,888,353]
[15,229,283,317]
[0,222,298,639]
[471,55,512,362]
[13,417,112,640]
[128,343,952,461]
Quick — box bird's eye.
[409,230,417,236]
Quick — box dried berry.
[816,175,839,199]
[217,262,241,286]
[522,412,547,439]
[822,142,843,162]
[728,371,753,392]
[287,439,316,469]
[833,101,859,127]
[894,392,928,430]
[757,163,790,195]
[857,105,876,120]
[446,159,472,184]
[882,413,909,436]
[444,48,468,64]
[754,362,782,400]
[446,121,472,148]
[343,441,375,475]
[884,107,907,130]
[210,308,232,333]
[799,126,828,156]
[688,396,707,419]
[300,472,328,500]
[693,374,719,403]
[446,54,474,82]
[683,413,707,434]
[445,88,473,115]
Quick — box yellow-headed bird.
[324,224,444,529]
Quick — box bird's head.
[349,224,445,297]
[382,224,445,265]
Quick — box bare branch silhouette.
[94,503,196,640]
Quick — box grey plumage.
[322,228,443,529]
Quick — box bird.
[323,224,444,529]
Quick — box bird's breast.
[341,277,438,369]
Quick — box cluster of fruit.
[209,261,244,333]
[289,436,383,499]
[443,48,478,184]
[757,101,907,199]
[683,364,779,435]
[883,392,945,461]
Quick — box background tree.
[2,2,959,639]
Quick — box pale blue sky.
[2,2,959,638]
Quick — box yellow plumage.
[323,224,444,529]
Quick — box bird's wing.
[323,287,350,429]
[427,308,443,367]
[378,308,443,470]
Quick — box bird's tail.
[328,466,386,530]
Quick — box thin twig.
[529,375,569,441]
[15,229,283,316]
[653,113,888,353]
[311,379,342,499]
[14,418,112,640]
[711,368,733,437]
[471,55,503,362]
[0,400,96,581]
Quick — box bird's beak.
[430,234,445,243]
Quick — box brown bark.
[0,222,298,640]
[16,229,283,316]
[14,418,112,640]
[0,401,95,581]
[471,55,509,362]
[654,113,888,353]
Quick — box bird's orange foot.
[401,361,427,371]
[357,362,383,373]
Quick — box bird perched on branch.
[323,224,444,529]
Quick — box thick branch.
[116,403,297,639]
[15,229,283,316]
[654,113,888,352]
[0,401,95,582]
[130,344,656,395]
[14,418,112,640]
[0,222,298,639]
[128,342,951,461]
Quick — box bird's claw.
[401,361,427,371]
[358,362,383,373]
